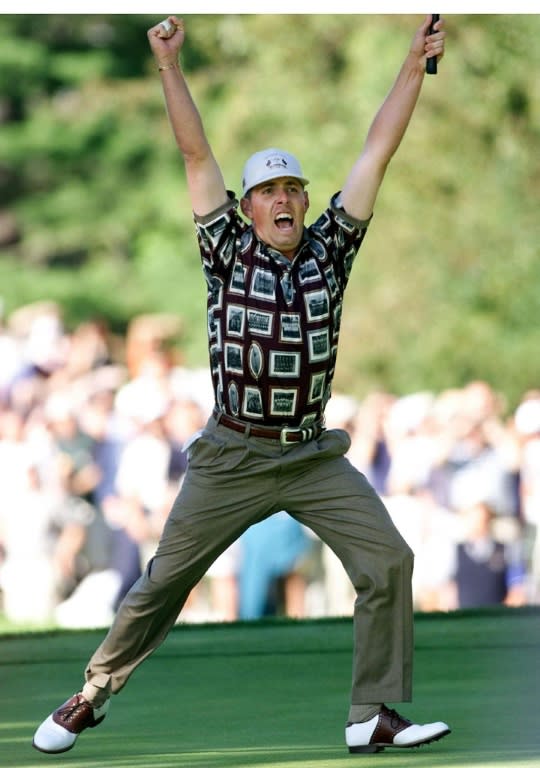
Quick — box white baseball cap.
[241,148,309,196]
[514,399,540,435]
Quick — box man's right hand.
[147,16,185,69]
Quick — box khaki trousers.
[86,415,414,708]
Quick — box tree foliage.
[1,14,539,407]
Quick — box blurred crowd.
[1,300,539,628]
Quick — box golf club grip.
[426,13,440,75]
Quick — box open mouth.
[275,213,294,231]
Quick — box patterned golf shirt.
[194,191,371,428]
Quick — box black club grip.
[426,14,440,75]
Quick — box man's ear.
[304,190,310,212]
[240,196,252,219]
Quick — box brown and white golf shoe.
[346,704,451,753]
[32,692,109,753]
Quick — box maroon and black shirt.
[194,191,370,428]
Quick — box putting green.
[1,606,538,767]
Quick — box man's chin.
[271,232,301,252]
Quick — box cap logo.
[266,156,288,170]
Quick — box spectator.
[237,512,314,620]
[447,497,527,609]
[348,391,394,495]
[0,459,98,625]
[385,487,457,612]
[513,395,540,602]
[385,391,437,495]
[427,386,519,517]
[43,392,102,502]
[164,397,207,485]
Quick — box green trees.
[1,14,539,406]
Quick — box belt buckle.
[280,426,300,445]
[280,426,316,445]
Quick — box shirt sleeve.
[309,192,372,291]
[193,192,246,276]
[330,191,373,231]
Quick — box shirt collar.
[252,227,310,266]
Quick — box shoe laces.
[58,696,90,725]
[384,707,412,729]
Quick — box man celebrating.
[33,15,450,755]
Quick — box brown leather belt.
[213,408,322,445]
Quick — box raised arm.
[147,16,228,216]
[341,15,446,221]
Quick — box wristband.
[158,63,178,72]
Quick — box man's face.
[240,177,309,260]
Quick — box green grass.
[1,607,539,767]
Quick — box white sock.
[81,682,110,708]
